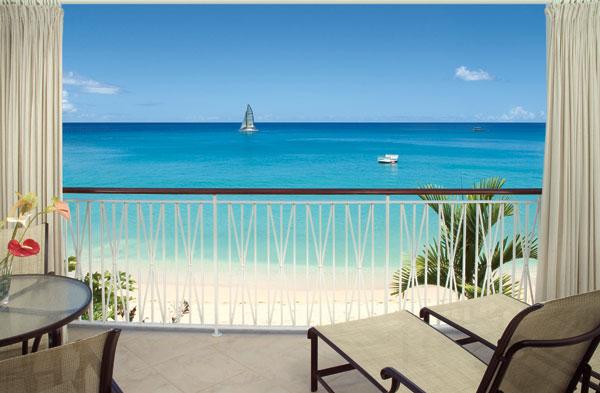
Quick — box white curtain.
[537,0,600,301]
[0,0,63,273]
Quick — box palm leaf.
[391,177,535,300]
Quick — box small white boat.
[377,154,399,164]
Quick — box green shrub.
[68,257,137,321]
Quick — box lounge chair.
[0,329,120,393]
[420,293,600,391]
[308,290,600,392]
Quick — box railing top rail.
[63,187,542,196]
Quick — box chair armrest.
[380,367,426,393]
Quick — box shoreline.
[72,262,538,327]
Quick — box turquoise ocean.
[63,122,545,189]
[63,122,545,269]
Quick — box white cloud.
[476,106,545,122]
[62,90,76,113]
[499,106,538,121]
[63,72,120,95]
[455,66,494,81]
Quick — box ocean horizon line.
[63,121,547,125]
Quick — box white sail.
[240,104,258,132]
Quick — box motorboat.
[377,154,398,164]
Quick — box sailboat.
[240,104,258,132]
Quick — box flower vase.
[0,257,12,305]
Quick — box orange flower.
[53,200,70,219]
[45,198,70,220]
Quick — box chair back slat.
[477,290,600,393]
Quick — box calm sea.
[63,122,544,268]
[63,122,545,189]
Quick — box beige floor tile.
[113,345,150,381]
[67,324,140,344]
[123,330,217,366]
[282,379,312,393]
[115,365,184,393]
[66,326,108,342]
[154,346,251,393]
[213,333,309,385]
[199,370,293,393]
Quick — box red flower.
[7,239,40,257]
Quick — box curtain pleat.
[537,1,600,301]
[0,1,63,273]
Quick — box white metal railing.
[63,190,540,332]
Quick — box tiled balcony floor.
[68,324,493,393]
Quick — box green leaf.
[391,177,534,300]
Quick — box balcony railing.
[63,187,541,333]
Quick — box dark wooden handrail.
[63,187,542,196]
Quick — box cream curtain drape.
[537,0,600,301]
[0,0,63,273]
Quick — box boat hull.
[377,154,398,164]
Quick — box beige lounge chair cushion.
[316,311,487,393]
[425,294,528,347]
[426,293,600,378]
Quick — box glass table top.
[0,274,91,346]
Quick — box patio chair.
[0,223,50,358]
[0,329,120,393]
[308,290,600,393]
[420,293,600,391]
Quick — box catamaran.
[240,104,258,132]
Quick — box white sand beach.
[73,261,538,329]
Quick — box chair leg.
[49,329,63,348]
[21,340,28,355]
[420,310,430,324]
[310,331,318,392]
[32,336,42,352]
[581,365,592,393]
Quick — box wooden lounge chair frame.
[308,304,600,393]
[420,298,600,392]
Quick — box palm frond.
[391,177,537,301]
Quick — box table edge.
[0,274,93,348]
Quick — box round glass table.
[0,274,92,349]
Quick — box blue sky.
[63,5,546,122]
